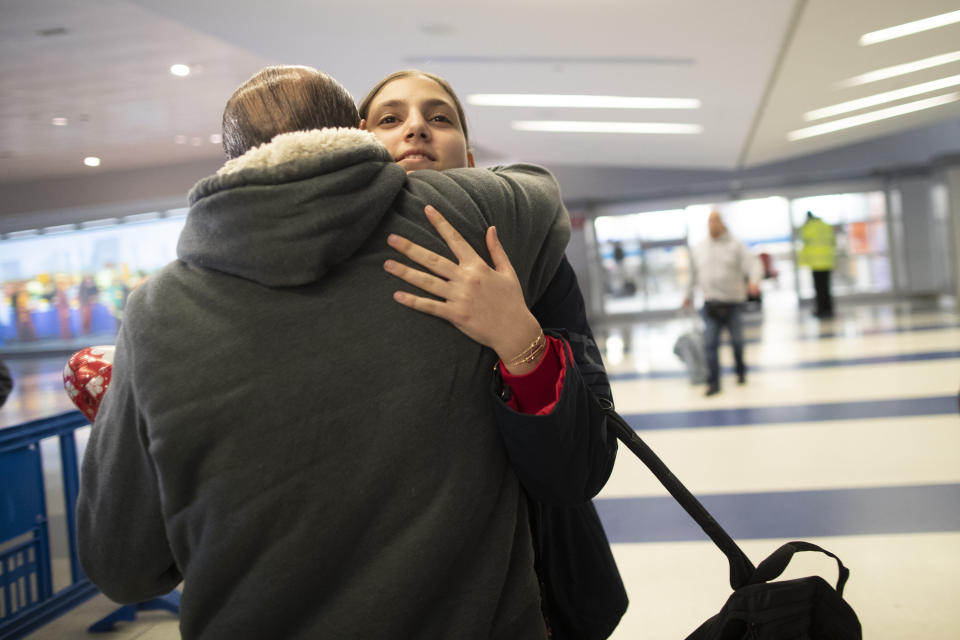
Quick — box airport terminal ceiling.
[1,0,960,222]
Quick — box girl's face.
[361,75,473,172]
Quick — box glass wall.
[595,209,688,313]
[593,197,793,314]
[1,211,187,347]
[592,189,892,316]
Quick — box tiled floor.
[4,299,959,639]
[597,300,960,639]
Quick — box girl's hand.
[384,205,544,372]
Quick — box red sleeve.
[500,335,567,415]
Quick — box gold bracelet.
[515,337,547,368]
[506,329,544,365]
[505,329,546,369]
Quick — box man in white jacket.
[683,211,761,396]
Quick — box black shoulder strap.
[603,405,755,589]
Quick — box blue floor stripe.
[779,349,960,369]
[609,349,960,381]
[648,315,959,340]
[680,318,959,346]
[800,321,960,341]
[596,483,960,542]
[618,395,957,430]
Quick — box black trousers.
[812,270,833,317]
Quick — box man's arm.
[683,243,699,308]
[405,163,572,307]
[76,322,181,603]
[394,167,614,504]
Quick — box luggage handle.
[753,540,851,595]
[602,404,755,589]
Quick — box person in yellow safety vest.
[799,211,836,318]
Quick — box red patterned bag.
[63,346,115,421]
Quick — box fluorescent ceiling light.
[512,120,702,134]
[4,229,41,239]
[51,117,68,126]
[83,156,101,167]
[43,223,81,235]
[788,93,959,141]
[806,74,960,120]
[81,218,121,229]
[170,63,191,77]
[840,51,960,87]
[468,94,700,109]
[860,9,960,46]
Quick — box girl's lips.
[397,150,435,161]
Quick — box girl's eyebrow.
[422,98,454,109]
[374,97,453,111]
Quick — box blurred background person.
[53,275,74,340]
[799,210,836,319]
[13,284,37,342]
[79,275,99,335]
[0,357,11,408]
[683,211,762,396]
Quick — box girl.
[360,70,628,640]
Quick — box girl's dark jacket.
[495,259,628,640]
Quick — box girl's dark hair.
[358,69,469,145]
[222,65,360,159]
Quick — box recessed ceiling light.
[51,117,68,126]
[806,74,960,120]
[83,156,101,167]
[469,94,700,109]
[209,133,222,144]
[174,135,187,144]
[170,64,191,77]
[788,93,959,141]
[839,51,960,87]
[860,9,960,46]
[36,27,68,37]
[512,120,702,134]
[421,22,456,35]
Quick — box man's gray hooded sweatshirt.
[76,128,570,640]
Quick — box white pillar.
[939,162,960,301]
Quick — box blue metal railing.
[1,410,181,639]
[1,410,99,639]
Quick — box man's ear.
[359,119,368,130]
[467,150,475,167]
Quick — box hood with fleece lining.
[178,128,407,287]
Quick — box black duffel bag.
[604,407,862,639]
[687,541,861,639]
